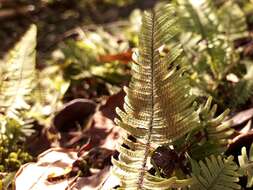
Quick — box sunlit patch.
[190,0,204,7]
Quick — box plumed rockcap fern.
[0,24,36,118]
[0,25,36,181]
[0,24,36,147]
[112,4,199,189]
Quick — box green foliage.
[174,0,253,108]
[228,61,253,107]
[0,25,36,174]
[28,63,70,126]
[190,155,241,190]
[60,37,128,84]
[0,172,15,190]
[188,97,234,160]
[176,0,248,77]
[57,10,142,85]
[0,135,33,173]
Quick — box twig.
[0,5,35,19]
[43,20,130,51]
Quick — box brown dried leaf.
[230,108,253,127]
[14,148,112,190]
[15,148,77,190]
[99,50,133,64]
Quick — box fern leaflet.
[238,143,253,188]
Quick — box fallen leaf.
[82,90,125,150]
[15,148,77,190]
[100,90,125,120]
[14,148,113,190]
[81,110,121,150]
[53,99,97,132]
[99,50,133,64]
[71,167,111,190]
[101,174,120,190]
[227,120,253,163]
[230,108,253,127]
[240,120,252,134]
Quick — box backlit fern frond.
[112,4,199,189]
[0,25,36,117]
[190,155,241,190]
[238,143,253,188]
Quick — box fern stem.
[137,9,156,189]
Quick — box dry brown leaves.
[15,91,125,190]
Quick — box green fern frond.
[201,97,234,149]
[190,155,241,190]
[176,0,223,78]
[176,0,218,37]
[217,1,248,41]
[189,97,234,160]
[112,4,199,189]
[0,25,36,118]
[238,143,253,188]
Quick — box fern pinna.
[112,4,199,189]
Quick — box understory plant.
[56,11,142,99]
[0,25,37,187]
[111,3,253,189]
[174,0,253,109]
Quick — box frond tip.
[112,4,199,189]
[238,143,253,188]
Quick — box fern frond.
[190,155,241,190]
[202,97,234,149]
[238,143,253,188]
[112,4,199,189]
[176,0,223,78]
[0,25,36,117]
[217,1,248,41]
[176,0,218,39]
[189,97,234,160]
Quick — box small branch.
[0,5,35,19]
